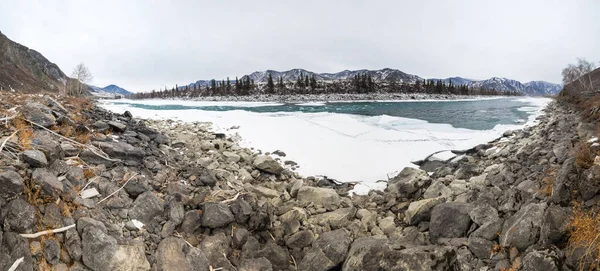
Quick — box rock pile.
[0,96,590,270]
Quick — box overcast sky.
[1,0,599,92]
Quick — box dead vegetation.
[568,202,600,270]
[575,141,595,170]
[540,167,556,197]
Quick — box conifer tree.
[267,73,275,94]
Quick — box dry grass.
[540,167,556,197]
[13,116,33,150]
[568,202,600,270]
[576,142,595,170]
[75,131,91,144]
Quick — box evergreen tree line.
[128,73,521,99]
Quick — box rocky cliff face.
[0,31,68,93]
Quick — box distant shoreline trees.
[129,72,521,99]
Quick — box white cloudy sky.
[1,0,599,92]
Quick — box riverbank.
[0,93,592,270]
[125,92,515,103]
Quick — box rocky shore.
[0,94,594,270]
[136,93,508,103]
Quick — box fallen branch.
[20,224,76,239]
[221,192,242,204]
[0,114,16,123]
[96,173,138,204]
[25,119,121,162]
[0,130,19,154]
[7,257,24,271]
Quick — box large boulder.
[500,203,545,250]
[308,207,356,230]
[387,167,430,197]
[31,168,63,200]
[520,250,560,271]
[297,186,341,211]
[20,102,56,127]
[128,191,164,224]
[253,155,284,174]
[552,157,576,205]
[0,170,24,199]
[429,202,472,243]
[109,242,151,271]
[202,202,234,228]
[580,164,600,200]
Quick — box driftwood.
[0,130,18,154]
[20,224,76,239]
[25,119,121,163]
[97,173,139,204]
[7,257,24,271]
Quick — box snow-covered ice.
[99,97,550,195]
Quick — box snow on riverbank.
[99,97,551,195]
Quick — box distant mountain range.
[90,84,132,97]
[185,68,562,96]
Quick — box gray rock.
[540,205,571,246]
[280,207,307,235]
[20,102,56,127]
[45,96,68,114]
[423,181,452,199]
[251,186,280,199]
[22,149,48,167]
[388,167,430,197]
[467,236,494,260]
[286,230,314,249]
[108,121,127,132]
[129,191,164,224]
[379,217,396,235]
[82,226,117,271]
[313,229,352,266]
[61,142,80,157]
[31,130,63,161]
[297,186,341,211]
[521,250,559,271]
[239,257,273,271]
[255,242,291,270]
[429,202,472,243]
[180,210,202,234]
[154,237,193,271]
[168,201,185,225]
[44,239,61,265]
[65,226,82,261]
[0,170,24,199]
[500,203,545,250]
[223,151,241,163]
[233,228,250,249]
[404,197,444,226]
[230,197,253,224]
[85,141,145,166]
[470,218,503,241]
[343,236,458,271]
[110,242,151,271]
[1,198,36,233]
[253,155,284,174]
[469,204,499,225]
[202,202,234,228]
[553,142,569,164]
[200,233,235,270]
[580,164,600,200]
[31,168,64,200]
[193,168,217,186]
[92,121,110,132]
[66,166,85,187]
[186,246,210,271]
[552,157,576,205]
[308,207,356,230]
[77,217,107,235]
[0,232,34,271]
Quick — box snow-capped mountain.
[184,69,562,96]
[90,84,132,97]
